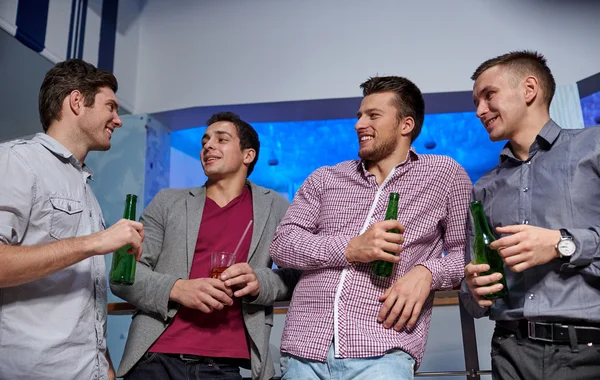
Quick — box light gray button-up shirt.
[0,134,108,379]
[460,120,600,323]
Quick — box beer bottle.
[372,192,400,278]
[471,200,507,299]
[109,194,138,285]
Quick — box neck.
[206,175,247,207]
[46,124,88,163]
[509,111,550,161]
[365,145,410,185]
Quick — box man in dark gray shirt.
[460,50,600,379]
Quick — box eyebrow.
[356,108,383,118]
[201,130,234,141]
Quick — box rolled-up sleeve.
[0,147,35,245]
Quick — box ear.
[399,116,415,138]
[242,148,256,166]
[523,76,539,105]
[68,90,85,116]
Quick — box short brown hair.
[360,76,425,142]
[39,59,118,132]
[471,51,555,109]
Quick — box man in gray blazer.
[112,112,298,380]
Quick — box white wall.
[135,0,600,114]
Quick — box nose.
[355,116,368,131]
[475,101,488,120]
[113,115,123,128]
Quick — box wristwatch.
[556,229,576,259]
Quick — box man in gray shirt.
[0,59,144,380]
[460,50,600,379]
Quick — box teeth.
[486,117,497,127]
[360,136,373,141]
[105,128,112,136]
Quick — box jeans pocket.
[138,352,158,365]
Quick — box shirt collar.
[499,119,561,163]
[32,133,94,178]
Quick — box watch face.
[558,239,576,256]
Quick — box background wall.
[134,0,600,115]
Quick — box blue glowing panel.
[581,91,600,128]
[171,112,505,199]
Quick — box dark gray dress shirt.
[460,120,600,323]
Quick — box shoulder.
[149,187,199,208]
[416,153,467,177]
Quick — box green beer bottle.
[372,192,400,278]
[109,194,138,286]
[471,200,507,300]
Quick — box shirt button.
[525,161,531,165]
[523,187,529,192]
[521,220,529,225]
[528,294,535,300]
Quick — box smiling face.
[200,121,254,181]
[77,86,122,151]
[355,91,404,163]
[473,65,528,142]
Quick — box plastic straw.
[233,220,253,257]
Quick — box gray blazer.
[111,181,299,379]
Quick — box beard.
[358,137,397,162]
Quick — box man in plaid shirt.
[271,76,472,380]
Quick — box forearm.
[270,228,351,270]
[458,278,490,318]
[111,264,180,320]
[0,236,96,288]
[250,267,302,305]
[420,250,464,291]
[563,227,600,272]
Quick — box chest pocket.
[49,197,84,240]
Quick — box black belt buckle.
[528,321,554,342]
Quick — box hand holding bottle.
[345,219,404,263]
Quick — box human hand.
[464,262,504,307]
[221,263,260,298]
[345,220,404,263]
[169,278,234,313]
[492,225,561,272]
[90,218,144,260]
[378,265,432,331]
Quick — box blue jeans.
[125,352,244,380]
[280,342,415,380]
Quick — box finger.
[207,289,234,306]
[379,287,392,302]
[383,232,404,245]
[377,292,396,322]
[130,220,144,232]
[224,274,252,288]
[199,293,225,311]
[473,283,504,298]
[406,301,423,329]
[497,243,527,259]
[496,225,527,234]
[380,242,402,256]
[375,251,401,264]
[378,220,404,233]
[509,261,531,273]
[478,299,494,307]
[207,279,234,297]
[471,272,503,287]
[465,263,490,275]
[234,283,259,298]
[221,263,252,280]
[503,251,529,267]
[384,297,406,329]
[490,233,522,250]
[394,300,415,331]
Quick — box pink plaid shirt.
[270,150,472,368]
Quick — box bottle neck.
[123,197,137,220]
[472,205,494,237]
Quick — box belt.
[162,353,250,367]
[496,320,600,344]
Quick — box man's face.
[78,86,122,151]
[473,66,527,142]
[355,91,403,162]
[200,121,251,180]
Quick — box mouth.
[483,116,498,130]
[105,127,114,139]
[359,135,374,144]
[204,156,220,164]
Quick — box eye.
[219,138,228,143]
[485,91,494,101]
